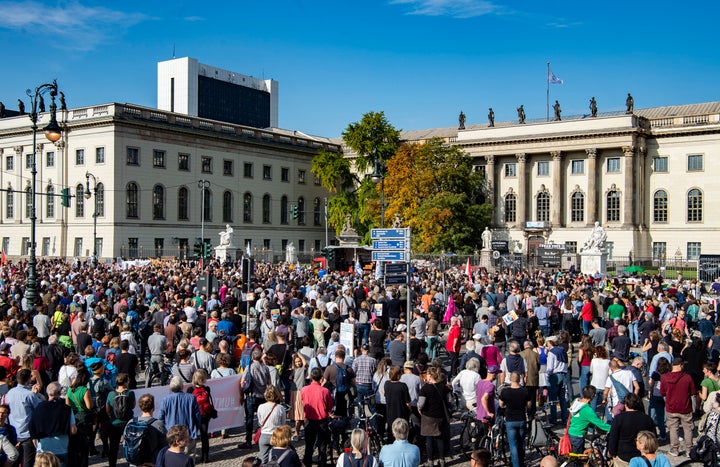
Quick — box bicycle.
[458,410,491,460]
[558,432,608,467]
[478,410,508,466]
[528,404,560,458]
[145,357,172,387]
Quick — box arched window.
[606,190,620,222]
[96,183,105,217]
[126,182,139,218]
[5,185,13,218]
[152,184,165,220]
[202,188,212,222]
[178,187,188,220]
[262,194,271,224]
[298,197,306,225]
[504,193,516,223]
[223,191,233,222]
[26,186,33,218]
[280,195,288,224]
[46,185,55,218]
[687,189,703,222]
[314,197,322,226]
[571,192,584,223]
[536,192,550,222]
[243,192,252,223]
[653,190,667,223]
[76,184,85,217]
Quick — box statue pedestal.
[580,250,607,276]
[479,249,494,272]
[214,245,238,261]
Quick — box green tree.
[384,138,491,253]
[311,111,400,239]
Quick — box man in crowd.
[29,382,76,465]
[302,367,333,467]
[157,377,201,457]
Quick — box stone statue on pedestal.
[553,100,561,121]
[458,111,466,130]
[517,105,526,124]
[481,227,493,250]
[626,93,634,114]
[589,97,598,117]
[218,224,234,246]
[488,108,495,127]
[581,221,607,253]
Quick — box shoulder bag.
[253,403,277,444]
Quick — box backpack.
[241,363,254,394]
[193,385,217,419]
[123,418,156,465]
[111,390,133,422]
[342,452,370,467]
[264,449,292,467]
[90,377,109,413]
[335,364,350,393]
[240,342,258,372]
[106,350,116,365]
[690,434,716,463]
[506,354,525,375]
[358,308,370,324]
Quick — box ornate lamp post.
[84,172,99,265]
[24,80,63,309]
[370,148,385,228]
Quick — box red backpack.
[192,386,217,419]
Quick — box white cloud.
[390,0,503,18]
[0,1,148,51]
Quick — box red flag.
[465,257,472,278]
[0,250,6,266]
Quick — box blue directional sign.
[372,251,407,262]
[385,263,408,274]
[371,228,409,239]
[384,274,408,286]
[372,240,406,250]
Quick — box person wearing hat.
[400,361,423,416]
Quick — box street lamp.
[198,179,210,257]
[24,80,63,310]
[84,172,99,265]
[370,148,385,228]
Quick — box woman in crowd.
[480,333,502,384]
[588,345,610,411]
[267,425,302,467]
[369,320,387,361]
[188,369,213,463]
[535,335,548,406]
[607,393,657,465]
[105,373,135,467]
[289,353,307,440]
[628,431,671,467]
[419,366,450,467]
[373,357,391,440]
[171,348,196,384]
[256,386,287,463]
[383,365,411,441]
[58,353,79,396]
[210,353,236,439]
[577,337,594,390]
[336,428,379,467]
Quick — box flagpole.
[546,62,550,122]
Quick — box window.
[155,238,164,258]
[262,195,271,224]
[152,185,165,219]
[536,192,550,222]
[571,192,584,223]
[315,239,322,252]
[96,183,105,217]
[298,169,306,184]
[75,149,84,165]
[280,196,288,224]
[299,240,305,252]
[314,197,322,226]
[504,163,517,177]
[223,160,233,176]
[244,162,253,178]
[25,187,32,218]
[504,194,516,223]
[46,186,55,218]
[74,238,83,257]
[126,182,139,218]
[262,165,271,180]
[653,190,668,223]
[128,238,138,258]
[281,167,289,182]
[314,175,321,186]
[1,238,8,255]
[127,147,139,165]
[5,187,13,218]
[571,160,584,174]
[21,238,29,255]
[474,165,486,178]
[688,154,703,171]
[153,150,166,168]
[537,161,549,176]
[281,239,288,251]
[687,188,703,222]
[95,238,103,258]
[264,239,271,250]
[42,237,50,256]
[606,157,621,173]
[178,187,189,220]
[565,241,577,254]
[26,153,33,169]
[201,156,212,173]
[298,197,306,225]
[202,188,212,222]
[243,192,253,223]
[46,151,54,167]
[5,156,13,171]
[96,147,105,164]
[75,184,84,217]
[606,190,620,222]
[605,241,614,259]
[653,157,668,172]
[223,191,233,222]
[178,153,190,171]
[687,242,701,260]
[652,242,666,260]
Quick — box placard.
[340,322,354,355]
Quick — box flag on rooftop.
[548,69,563,84]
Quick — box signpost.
[372,240,407,250]
[372,251,407,262]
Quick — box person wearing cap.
[400,361,423,418]
[660,356,696,456]
[352,344,377,409]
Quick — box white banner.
[134,374,245,431]
[340,322,354,356]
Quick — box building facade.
[0,103,338,261]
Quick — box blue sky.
[1,0,718,137]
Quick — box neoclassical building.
[0,102,339,260]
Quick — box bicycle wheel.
[460,421,479,459]
[584,448,607,467]
[478,433,492,452]
[675,462,709,467]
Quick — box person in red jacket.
[446,317,462,377]
[660,357,697,456]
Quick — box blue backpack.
[335,364,349,393]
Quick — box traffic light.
[291,204,298,219]
[320,247,328,257]
[327,248,334,261]
[60,187,71,208]
[203,241,213,259]
[193,240,202,258]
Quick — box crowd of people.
[0,255,718,467]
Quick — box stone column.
[586,148,597,225]
[485,155,497,226]
[636,147,646,226]
[622,146,635,226]
[516,153,527,227]
[551,151,562,227]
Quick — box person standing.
[301,367,333,467]
[29,382,77,466]
[606,393,656,466]
[545,336,568,425]
[256,387,287,464]
[660,357,696,457]
[239,348,271,450]
[425,312,439,359]
[352,344,377,410]
[156,377,201,459]
[6,368,42,467]
[498,372,529,467]
[105,373,135,467]
[418,366,450,467]
[446,317,461,377]
[378,419,421,467]
[519,340,541,418]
